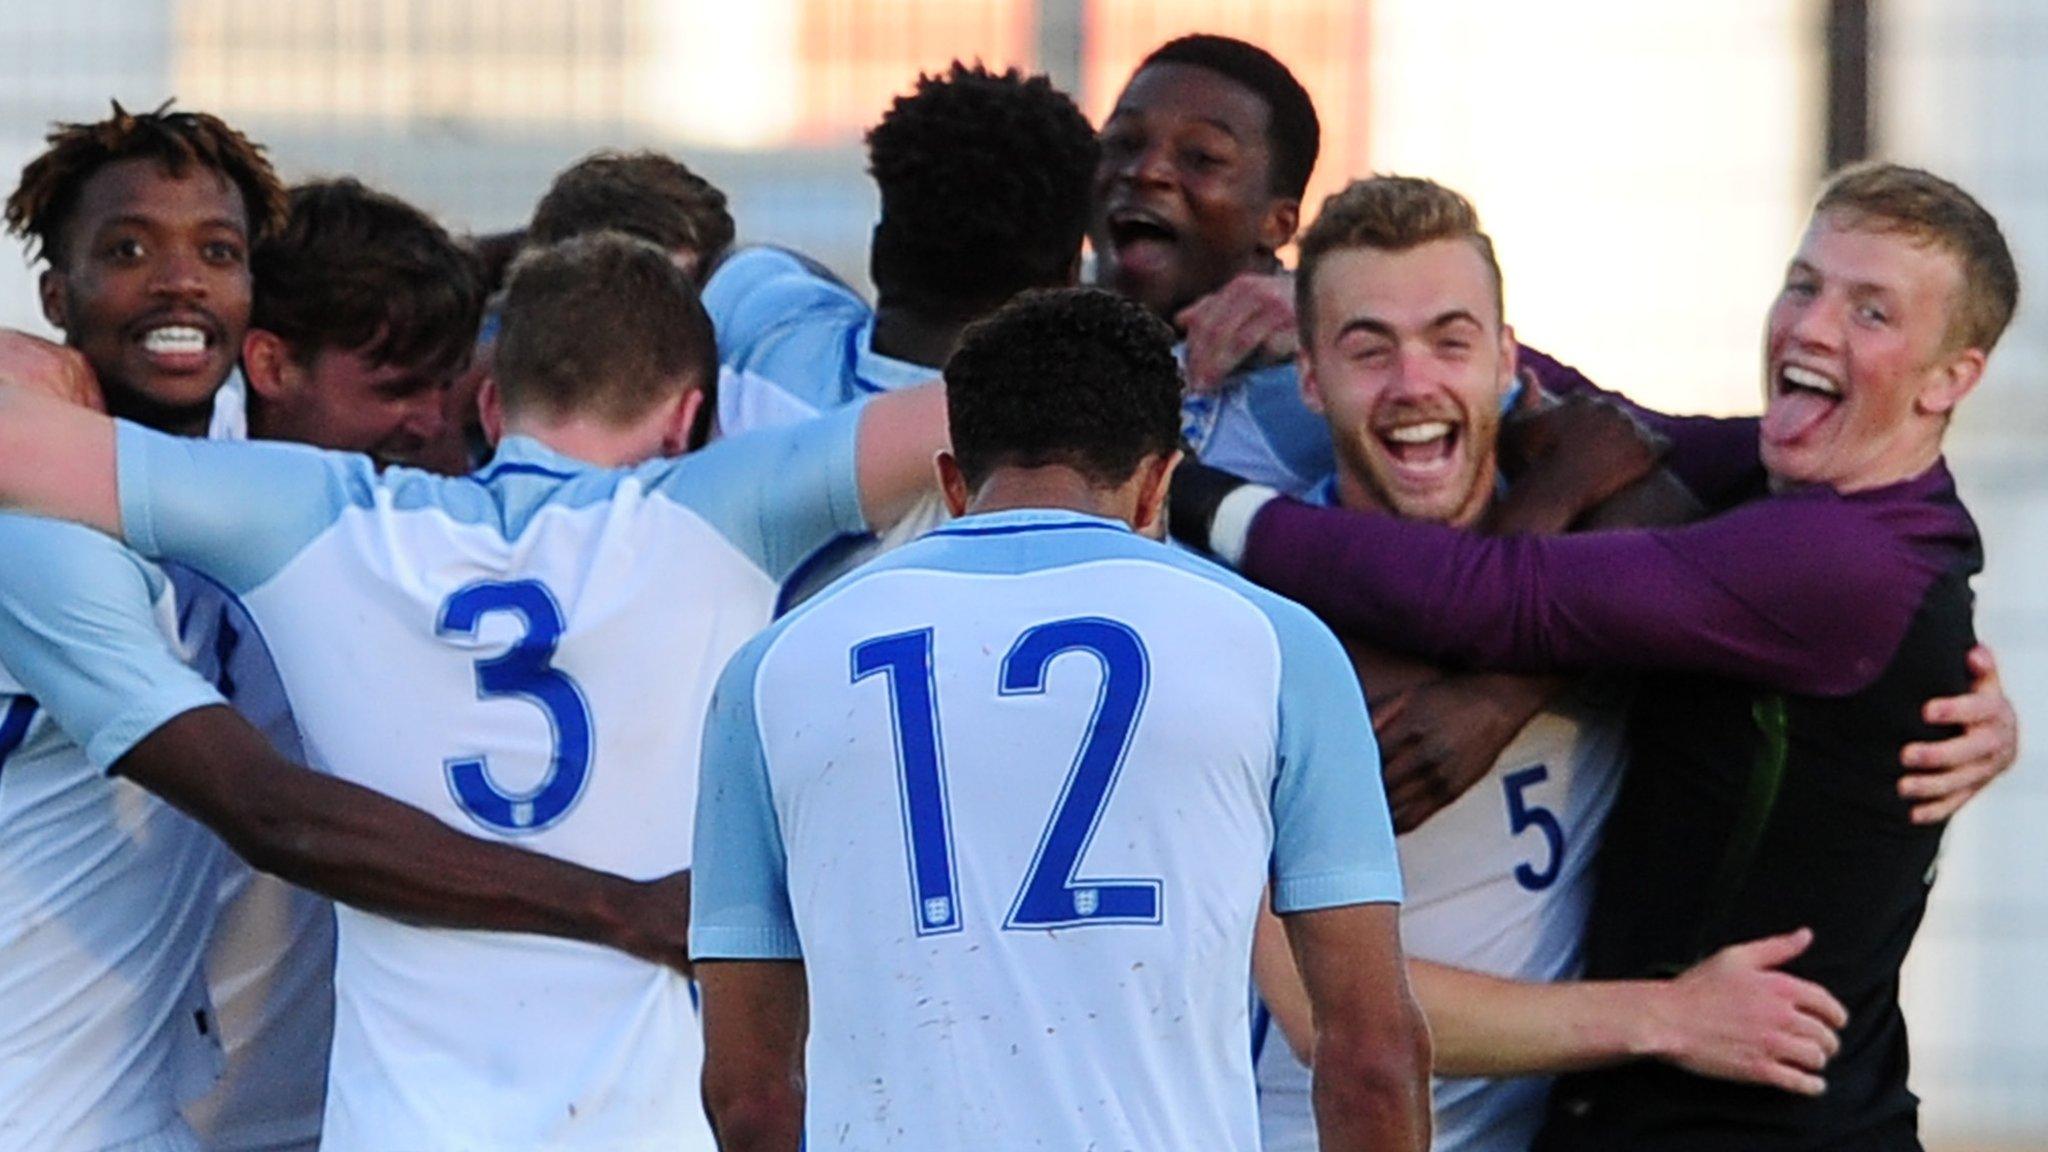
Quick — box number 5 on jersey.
[852,617,1162,937]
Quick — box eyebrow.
[1787,259,1902,298]
[1101,106,1244,142]
[93,213,246,234]
[1335,310,1485,340]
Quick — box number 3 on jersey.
[852,617,1161,936]
[438,580,594,834]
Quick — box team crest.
[923,896,952,926]
[1073,888,1099,917]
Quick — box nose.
[148,245,207,300]
[1114,139,1174,189]
[1784,292,1842,354]
[1384,345,1437,400]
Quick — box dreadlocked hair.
[5,100,287,266]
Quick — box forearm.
[699,960,808,1152]
[0,378,123,534]
[1412,960,1661,1076]
[1311,1004,1433,1152]
[1239,496,1917,695]
[121,707,680,966]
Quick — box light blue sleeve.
[116,421,372,595]
[1265,599,1405,913]
[703,246,855,362]
[649,401,867,583]
[0,516,225,770]
[690,630,801,961]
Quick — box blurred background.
[2,1,2041,1146]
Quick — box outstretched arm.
[1260,912,1845,1094]
[120,706,690,969]
[0,349,122,535]
[853,379,947,530]
[1411,930,1844,1094]
[0,516,689,969]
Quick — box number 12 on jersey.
[852,617,1162,937]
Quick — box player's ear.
[662,388,706,457]
[1298,350,1328,415]
[1132,449,1182,538]
[1497,322,1519,399]
[936,450,972,518]
[477,375,505,448]
[36,269,67,330]
[241,330,297,400]
[1918,345,1985,417]
[1257,197,1300,257]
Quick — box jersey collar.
[932,507,1135,538]
[474,435,593,482]
[853,315,942,395]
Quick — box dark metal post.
[1825,0,1873,171]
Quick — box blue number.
[1502,764,1564,891]
[852,617,1160,935]
[852,629,960,935]
[437,580,593,834]
[1000,618,1159,928]
[0,697,37,781]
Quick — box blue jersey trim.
[471,461,578,484]
[928,519,1133,541]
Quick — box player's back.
[113,410,870,1151]
[737,510,1314,1152]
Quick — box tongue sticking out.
[1763,389,1838,444]
[1114,236,1175,279]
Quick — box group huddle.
[0,30,2024,1152]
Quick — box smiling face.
[1089,62,1298,320]
[244,330,463,469]
[1301,240,1515,526]
[38,158,251,432]
[1760,212,1981,493]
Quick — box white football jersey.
[110,406,868,1151]
[187,371,338,1152]
[693,508,1404,1152]
[0,517,232,1152]
[1256,686,1628,1152]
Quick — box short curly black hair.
[5,100,287,267]
[528,151,734,281]
[1138,35,1319,201]
[944,287,1183,489]
[253,178,483,382]
[866,62,1099,321]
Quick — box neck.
[500,414,668,469]
[965,466,1136,525]
[109,384,213,438]
[870,305,972,370]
